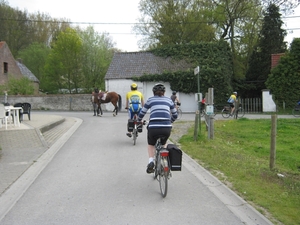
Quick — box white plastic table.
[4,106,22,127]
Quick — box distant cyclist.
[227,91,237,116]
[125,83,144,137]
[170,91,181,110]
[138,83,178,174]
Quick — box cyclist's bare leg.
[231,107,235,116]
[146,144,156,173]
[126,110,132,136]
[148,145,155,162]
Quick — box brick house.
[271,53,285,69]
[0,41,39,94]
[104,52,198,112]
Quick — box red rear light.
[160,150,169,157]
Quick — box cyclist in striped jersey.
[138,83,178,174]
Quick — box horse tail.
[118,94,122,111]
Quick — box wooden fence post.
[270,114,277,170]
[194,110,199,141]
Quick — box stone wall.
[2,94,109,111]
[262,89,276,112]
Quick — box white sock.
[149,157,154,163]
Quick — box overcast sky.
[7,0,300,51]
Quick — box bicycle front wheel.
[177,108,182,120]
[221,108,230,118]
[237,108,245,118]
[159,157,169,198]
[292,108,300,117]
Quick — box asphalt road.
[0,111,278,225]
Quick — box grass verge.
[176,118,300,225]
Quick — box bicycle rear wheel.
[237,107,245,118]
[221,108,230,118]
[214,106,218,116]
[292,108,300,117]
[177,108,182,120]
[159,157,168,198]
[153,153,159,179]
[132,127,137,145]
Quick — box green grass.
[177,118,300,225]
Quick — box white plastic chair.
[0,104,9,129]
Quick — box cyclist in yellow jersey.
[125,83,144,137]
[227,91,237,116]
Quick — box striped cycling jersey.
[138,95,177,128]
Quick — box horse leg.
[112,103,118,116]
[115,105,118,115]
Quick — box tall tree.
[212,0,263,79]
[78,26,115,91]
[246,3,287,97]
[17,42,51,91]
[0,1,31,56]
[0,1,71,56]
[44,28,83,93]
[27,12,71,47]
[261,0,300,14]
[266,38,300,107]
[134,0,216,50]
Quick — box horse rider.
[125,83,144,137]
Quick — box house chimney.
[17,58,23,64]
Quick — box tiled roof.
[16,60,40,83]
[105,52,193,79]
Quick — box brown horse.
[93,91,122,116]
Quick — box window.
[4,62,8,73]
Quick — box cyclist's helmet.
[152,83,165,92]
[172,91,177,95]
[233,91,237,95]
[131,83,138,90]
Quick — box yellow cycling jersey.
[126,90,144,104]
[228,94,236,103]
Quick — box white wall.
[105,79,198,112]
[262,89,276,112]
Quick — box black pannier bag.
[167,144,182,171]
[127,119,134,132]
[137,121,143,133]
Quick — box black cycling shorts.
[147,127,172,146]
[229,103,234,108]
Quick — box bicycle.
[133,114,144,145]
[153,137,171,198]
[175,102,182,120]
[292,104,300,117]
[176,106,182,120]
[222,104,245,118]
[128,113,144,145]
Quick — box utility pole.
[193,66,201,141]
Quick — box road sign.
[206,105,214,115]
[194,66,199,75]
